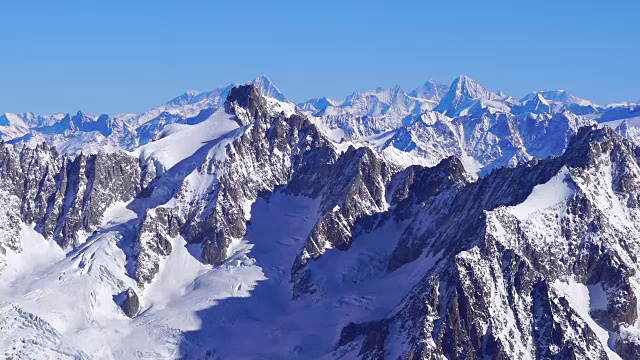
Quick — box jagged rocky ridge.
[131,84,342,286]
[300,75,639,176]
[335,126,640,359]
[2,74,638,176]
[0,142,142,254]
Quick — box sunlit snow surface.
[507,167,573,220]
[133,108,240,170]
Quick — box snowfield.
[507,167,573,220]
[133,108,240,170]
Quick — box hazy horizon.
[1,0,638,114]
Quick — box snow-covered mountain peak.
[450,75,494,97]
[462,75,498,97]
[518,89,602,115]
[415,110,451,126]
[297,96,339,113]
[246,75,287,102]
[409,79,449,102]
[303,83,449,141]
[69,110,90,119]
[166,89,201,106]
[0,113,27,127]
[521,89,597,107]
[389,84,403,93]
[434,75,503,116]
[183,89,199,97]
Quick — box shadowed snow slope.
[178,192,440,359]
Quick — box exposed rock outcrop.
[0,142,141,248]
[119,288,140,318]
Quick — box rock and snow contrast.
[1,75,640,359]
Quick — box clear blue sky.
[1,0,638,114]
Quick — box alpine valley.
[1,75,640,359]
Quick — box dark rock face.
[0,191,22,260]
[337,321,389,359]
[133,207,179,286]
[139,158,157,190]
[385,156,471,270]
[288,146,393,298]
[615,332,640,360]
[0,142,141,248]
[388,156,467,211]
[386,154,562,273]
[287,152,472,299]
[292,146,392,271]
[186,87,337,267]
[225,84,268,126]
[119,287,140,318]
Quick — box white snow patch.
[265,97,297,117]
[507,167,573,220]
[100,201,136,227]
[134,108,240,170]
[143,236,212,311]
[460,152,482,178]
[553,278,622,360]
[1,224,65,284]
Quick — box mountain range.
[0,75,640,359]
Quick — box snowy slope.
[133,108,240,170]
